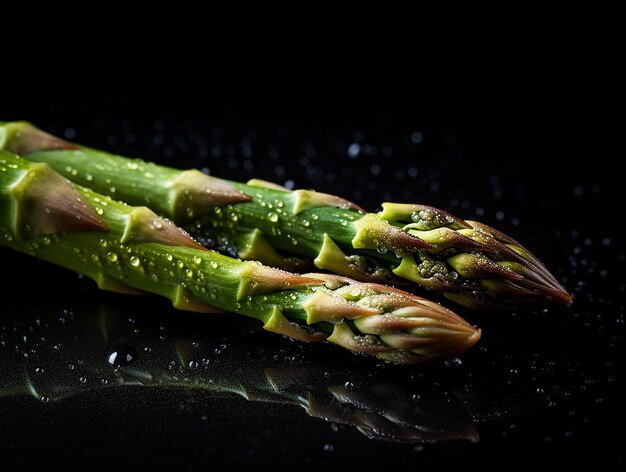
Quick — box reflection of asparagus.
[0,151,479,364]
[0,121,571,309]
[0,300,478,444]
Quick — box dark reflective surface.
[1,96,623,468]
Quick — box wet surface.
[1,96,624,468]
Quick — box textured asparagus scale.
[0,151,480,364]
[0,121,571,309]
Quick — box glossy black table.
[1,96,623,469]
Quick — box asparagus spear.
[0,121,571,309]
[0,150,480,364]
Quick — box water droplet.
[323,444,334,452]
[107,344,138,366]
[40,396,50,403]
[193,255,202,265]
[86,173,93,181]
[130,256,141,267]
[166,254,173,261]
[79,376,87,384]
[268,212,279,223]
[210,261,218,269]
[107,252,118,262]
[35,367,44,374]
[99,239,108,248]
[445,357,462,368]
[188,360,199,370]
[186,269,194,279]
[42,236,51,245]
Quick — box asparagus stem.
[0,121,571,309]
[0,151,480,364]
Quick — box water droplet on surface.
[445,357,462,368]
[268,212,279,222]
[41,396,50,404]
[130,256,141,267]
[106,344,138,366]
[79,376,87,384]
[107,252,118,262]
[188,360,199,370]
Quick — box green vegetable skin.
[0,121,571,309]
[0,151,480,364]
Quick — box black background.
[1,92,623,469]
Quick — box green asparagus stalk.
[0,150,480,364]
[0,121,571,309]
